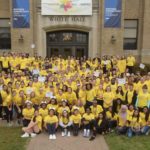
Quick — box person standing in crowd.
[126,55,136,74]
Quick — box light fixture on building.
[18,34,24,42]
[111,35,116,44]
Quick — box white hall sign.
[41,0,92,16]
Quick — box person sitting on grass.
[140,106,150,135]
[44,107,58,140]
[21,109,42,138]
[116,105,129,135]
[89,111,108,141]
[127,109,142,137]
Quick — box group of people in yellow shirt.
[0,52,149,140]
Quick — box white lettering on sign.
[49,16,85,22]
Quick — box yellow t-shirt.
[126,90,134,104]
[22,108,35,120]
[137,92,150,107]
[106,111,118,120]
[139,112,150,126]
[78,89,86,105]
[83,113,94,121]
[118,113,129,127]
[127,56,135,66]
[103,92,115,108]
[44,115,58,124]
[70,114,82,124]
[86,89,96,102]
[59,117,70,125]
[71,106,85,115]
[90,105,103,118]
[66,92,77,104]
[57,106,70,115]
[39,108,48,119]
[128,116,142,128]
[32,115,42,130]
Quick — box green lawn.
[0,127,29,150]
[105,133,150,150]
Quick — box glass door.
[63,47,72,58]
[75,47,86,58]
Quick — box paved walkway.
[27,133,109,150]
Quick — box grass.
[0,127,29,150]
[105,133,150,150]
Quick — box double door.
[47,46,87,58]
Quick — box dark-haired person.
[127,109,142,137]
[106,106,118,132]
[126,55,135,74]
[59,110,72,137]
[86,83,96,108]
[70,108,82,136]
[1,85,13,125]
[125,84,137,106]
[90,100,103,119]
[21,110,42,138]
[82,108,95,137]
[44,108,58,140]
[140,107,150,135]
[89,112,108,141]
[13,90,26,125]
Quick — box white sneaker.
[31,133,37,138]
[49,134,53,140]
[83,129,87,137]
[52,134,56,140]
[21,133,29,138]
[67,131,71,137]
[62,132,65,137]
[86,129,90,137]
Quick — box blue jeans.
[141,126,150,135]
[46,123,56,135]
[127,127,141,137]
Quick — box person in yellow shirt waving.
[21,110,42,138]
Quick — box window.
[0,19,11,49]
[76,33,87,43]
[123,20,138,50]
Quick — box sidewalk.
[27,133,109,150]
